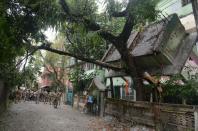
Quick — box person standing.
[87,94,94,113]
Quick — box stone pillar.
[195,108,198,131]
[100,91,105,117]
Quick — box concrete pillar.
[120,87,123,99]
[150,93,153,102]
[100,91,105,117]
[64,88,67,104]
[110,77,114,98]
[133,89,136,101]
[195,108,198,131]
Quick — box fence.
[104,98,198,131]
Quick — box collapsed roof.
[102,14,197,76]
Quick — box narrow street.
[0,102,103,131]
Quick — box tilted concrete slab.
[145,32,197,75]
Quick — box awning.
[88,77,107,91]
[106,77,132,87]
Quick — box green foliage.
[129,0,159,23]
[67,0,97,19]
[0,0,63,61]
[0,0,61,89]
[64,24,106,59]
[68,66,96,92]
[163,75,198,104]
[96,13,126,35]
[0,0,160,90]
[0,63,20,88]
[23,63,40,89]
[43,35,68,90]
[68,66,84,92]
[105,0,127,16]
[0,0,160,62]
[97,0,127,35]
[102,0,159,34]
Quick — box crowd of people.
[12,89,62,108]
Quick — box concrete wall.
[157,0,196,33]
[157,0,193,17]
[105,98,197,131]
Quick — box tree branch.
[65,29,83,54]
[22,50,29,71]
[59,0,117,44]
[59,0,71,15]
[118,15,134,44]
[15,47,40,67]
[61,0,132,46]
[111,10,127,17]
[98,30,118,44]
[37,45,122,71]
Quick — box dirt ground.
[0,102,154,131]
[0,102,105,131]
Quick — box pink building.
[38,66,68,90]
[39,68,53,90]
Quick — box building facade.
[157,0,195,33]
[39,66,68,92]
[157,0,198,79]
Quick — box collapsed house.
[100,14,198,131]
[101,14,197,100]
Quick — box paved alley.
[0,102,103,131]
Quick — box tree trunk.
[133,76,144,101]
[192,0,198,33]
[117,44,144,101]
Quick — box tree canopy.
[0,0,159,99]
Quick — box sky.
[97,0,106,13]
[44,28,57,42]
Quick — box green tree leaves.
[163,75,198,104]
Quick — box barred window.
[182,0,191,6]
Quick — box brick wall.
[105,98,197,131]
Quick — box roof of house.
[88,77,106,91]
[102,14,197,75]
[102,16,169,63]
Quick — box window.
[182,0,191,6]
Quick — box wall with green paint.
[157,0,193,18]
